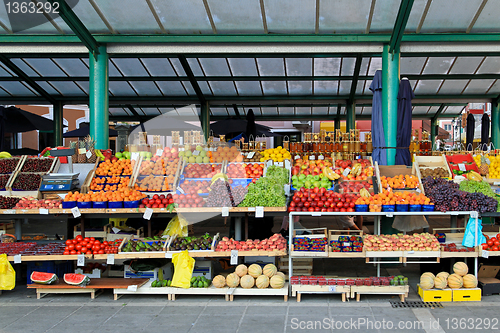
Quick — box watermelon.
[30,271,58,285]
[64,273,90,286]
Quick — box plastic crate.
[26,261,73,284]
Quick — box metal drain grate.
[390,300,443,308]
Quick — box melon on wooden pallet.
[30,271,58,285]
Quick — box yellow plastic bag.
[163,214,188,238]
[171,250,194,289]
[0,254,15,290]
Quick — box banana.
[360,188,371,198]
[467,171,483,181]
[211,172,228,184]
[323,167,340,180]
[0,151,12,159]
[95,149,105,161]
[350,163,362,176]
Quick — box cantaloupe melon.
[433,276,448,289]
[270,275,285,289]
[420,276,434,289]
[256,275,270,289]
[235,264,247,277]
[212,275,226,288]
[248,264,262,278]
[448,273,463,289]
[421,272,435,280]
[262,264,277,278]
[463,274,478,288]
[436,272,449,280]
[275,272,286,279]
[226,273,240,288]
[453,262,468,276]
[240,275,255,289]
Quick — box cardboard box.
[124,262,173,281]
[75,268,101,278]
[478,264,500,296]
[192,260,213,279]
[417,284,452,302]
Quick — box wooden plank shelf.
[8,254,93,262]
[350,285,409,302]
[291,284,350,302]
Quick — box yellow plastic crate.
[452,288,481,302]
[417,284,452,302]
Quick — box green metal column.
[492,102,500,149]
[430,119,437,149]
[382,44,400,165]
[201,102,210,142]
[346,102,355,132]
[53,101,63,147]
[89,45,109,149]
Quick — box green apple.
[200,150,206,157]
[304,180,312,188]
[185,150,192,157]
[183,156,189,162]
[179,151,185,157]
[115,152,123,159]
[195,156,203,163]
[203,156,210,163]
[196,145,203,151]
[123,151,131,159]
[188,156,196,163]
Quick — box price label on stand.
[407,250,415,254]
[311,212,321,217]
[294,155,300,160]
[284,184,291,196]
[222,207,229,217]
[39,208,49,215]
[471,211,478,219]
[285,160,291,169]
[156,149,163,157]
[14,254,21,264]
[143,208,154,220]
[164,252,172,258]
[112,227,120,234]
[342,242,350,247]
[78,148,86,154]
[482,250,489,258]
[255,206,264,218]
[343,168,351,177]
[71,207,81,218]
[77,254,85,267]
[386,212,394,218]
[86,150,92,159]
[3,210,15,214]
[266,160,273,168]
[329,286,336,292]
[127,285,138,292]
[106,254,115,265]
[193,150,200,156]
[309,155,315,160]
[458,163,466,171]
[230,250,238,265]
[247,152,255,159]
[131,152,139,161]
[177,186,185,194]
[275,162,284,167]
[247,207,256,212]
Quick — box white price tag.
[13,254,21,264]
[247,152,255,159]
[416,188,422,193]
[342,242,350,247]
[309,155,315,160]
[318,155,325,160]
[111,209,116,212]
[450,211,460,215]
[127,285,138,292]
[193,150,200,156]
[247,207,256,212]
[329,286,336,292]
[78,148,86,154]
[266,160,273,168]
[311,212,321,216]
[143,207,154,220]
[86,150,92,159]
[156,149,163,157]
[275,162,284,167]
[294,155,301,160]
[165,252,172,258]
[230,250,238,265]
[471,211,478,219]
[494,182,500,186]
[131,152,139,161]
[3,209,15,214]
[106,254,115,265]
[482,250,489,258]
[386,212,394,218]
[112,227,120,234]
[222,207,229,217]
[407,250,415,254]
[284,160,291,169]
[284,184,291,196]
[177,186,185,194]
[179,148,185,152]
[71,207,81,218]
[39,208,49,215]
[343,168,351,177]
[77,254,85,267]
[255,206,264,218]
[458,163,466,171]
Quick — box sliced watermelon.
[64,273,90,286]
[30,271,58,285]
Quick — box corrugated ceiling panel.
[228,58,258,76]
[312,106,329,115]
[264,0,316,33]
[52,59,89,76]
[401,57,426,75]
[422,57,455,74]
[155,81,189,96]
[208,81,237,95]
[420,0,484,33]
[0,81,38,95]
[210,107,229,116]
[449,57,484,74]
[129,81,162,96]
[286,58,312,76]
[314,81,338,95]
[108,81,138,96]
[463,80,495,94]
[261,107,278,115]
[257,58,285,76]
[207,0,264,33]
[470,0,500,32]
[412,106,430,115]
[296,107,311,115]
[149,0,213,34]
[199,58,231,76]
[319,0,371,33]
[140,58,179,76]
[338,81,351,94]
[314,58,341,76]
[341,58,356,75]
[438,80,468,94]
[72,0,110,33]
[404,0,430,32]
[22,59,66,77]
[367,58,382,75]
[35,82,60,95]
[10,59,39,76]
[48,81,84,96]
[278,107,295,115]
[477,57,500,74]
[413,80,443,94]
[369,0,400,32]
[94,0,161,33]
[112,59,150,76]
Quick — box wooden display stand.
[291,284,350,302]
[433,228,479,258]
[28,278,148,300]
[328,229,365,258]
[351,285,409,302]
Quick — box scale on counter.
[40,173,80,191]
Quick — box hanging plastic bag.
[462,217,486,248]
[0,254,15,290]
[171,250,195,289]
[163,214,188,238]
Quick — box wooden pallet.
[291,284,350,302]
[350,285,409,302]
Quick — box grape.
[459,180,500,212]
[0,158,20,174]
[206,179,247,207]
[238,176,286,207]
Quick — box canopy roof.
[1,0,500,121]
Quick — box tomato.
[495,241,500,247]
[487,240,494,246]
[103,241,109,246]
[86,251,92,255]
[153,194,159,200]
[63,251,70,255]
[68,244,75,251]
[493,246,499,252]
[90,237,95,241]
[483,244,489,250]
[66,239,73,245]
[70,250,77,255]
[72,239,78,244]
[491,237,497,242]
[81,247,88,253]
[75,235,83,241]
[98,250,105,254]
[100,244,106,249]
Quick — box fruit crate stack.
[375,161,425,194]
[413,155,453,182]
[7,156,59,198]
[328,230,364,258]
[0,155,25,194]
[133,149,182,193]
[291,228,329,257]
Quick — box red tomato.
[75,235,83,241]
[86,251,92,255]
[495,241,500,247]
[98,250,105,254]
[483,244,489,250]
[84,237,90,242]
[66,240,73,245]
[70,250,77,255]
[90,237,95,241]
[75,244,82,251]
[103,241,109,246]
[81,247,88,253]
[72,239,78,244]
[68,244,75,251]
[487,240,494,246]
[493,246,499,252]
[63,251,70,255]
[491,237,497,242]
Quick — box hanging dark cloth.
[395,79,414,166]
[370,70,387,165]
[466,113,475,151]
[481,113,490,151]
[245,109,257,141]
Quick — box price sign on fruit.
[458,163,466,171]
[77,254,85,266]
[71,207,81,218]
[156,149,163,157]
[343,168,351,177]
[230,250,238,265]
[482,250,489,258]
[107,254,115,265]
[86,150,92,159]
[143,207,154,220]
[247,152,255,159]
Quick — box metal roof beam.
[432,104,446,122]
[389,0,415,54]
[0,55,56,104]
[178,55,205,103]
[126,105,145,122]
[51,0,100,59]
[349,55,363,102]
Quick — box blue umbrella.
[370,70,387,165]
[395,78,414,166]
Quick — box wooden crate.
[433,228,479,258]
[290,228,329,257]
[375,162,424,193]
[351,284,409,302]
[291,284,350,302]
[413,154,453,181]
[417,284,452,302]
[7,171,44,198]
[80,159,100,193]
[278,256,313,276]
[328,229,365,258]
